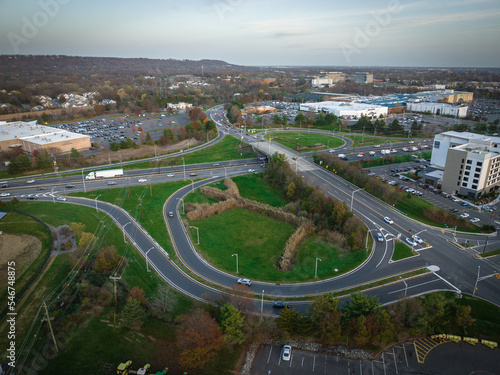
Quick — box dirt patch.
[0,234,42,276]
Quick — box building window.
[463,177,469,182]
[477,162,483,166]
[467,160,472,164]
[475,168,481,172]
[474,173,480,178]
[465,172,470,176]
[462,159,465,163]
[472,185,478,189]
[473,179,479,184]
[462,182,467,187]
[466,166,471,170]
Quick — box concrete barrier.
[446,334,462,342]
[481,339,498,349]
[463,337,478,345]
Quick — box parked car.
[272,301,290,309]
[281,345,292,361]
[237,278,252,286]
[384,217,394,224]
[450,208,458,213]
[461,202,470,207]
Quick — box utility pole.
[110,275,121,325]
[139,198,143,221]
[43,302,58,353]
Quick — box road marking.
[313,355,316,371]
[432,271,461,293]
[387,277,440,295]
[414,338,445,363]
[267,346,272,364]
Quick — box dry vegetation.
[0,234,41,276]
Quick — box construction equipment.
[117,360,132,374]
[154,368,168,375]
[137,364,151,375]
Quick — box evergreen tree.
[220,303,245,344]
[122,297,147,327]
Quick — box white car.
[414,235,423,244]
[282,345,291,361]
[138,178,148,183]
[377,233,384,242]
[384,217,394,224]
[248,169,255,173]
[470,218,480,223]
[166,174,174,177]
[374,144,381,148]
[0,192,10,197]
[26,179,35,184]
[357,153,365,158]
[237,278,252,286]
[460,213,469,218]
[406,237,417,247]
[369,151,376,156]
[56,196,67,201]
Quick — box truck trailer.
[85,168,124,180]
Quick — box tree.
[144,132,154,145]
[110,142,121,151]
[129,286,147,306]
[286,181,296,200]
[276,307,302,334]
[177,309,224,369]
[10,197,19,206]
[163,128,175,143]
[220,303,245,344]
[93,246,122,273]
[150,284,177,318]
[455,305,475,335]
[295,113,305,127]
[122,297,147,327]
[70,222,86,238]
[70,148,81,158]
[78,232,96,248]
[189,107,207,122]
[350,315,370,346]
[272,114,282,125]
[309,293,342,344]
[342,292,380,319]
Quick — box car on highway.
[138,178,148,183]
[384,217,394,224]
[357,153,365,158]
[272,301,290,309]
[414,235,423,244]
[0,192,10,197]
[27,179,35,184]
[248,169,255,172]
[470,218,480,223]
[65,184,75,189]
[107,181,117,185]
[36,186,47,190]
[406,237,417,247]
[27,195,37,200]
[0,184,9,188]
[189,173,197,177]
[213,163,220,166]
[56,196,67,201]
[377,233,384,242]
[168,211,174,218]
[282,345,291,361]
[461,202,470,207]
[460,213,470,218]
[237,278,252,286]
[374,144,380,148]
[166,174,174,177]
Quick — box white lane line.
[388,278,441,295]
[376,237,391,268]
[267,346,272,364]
[313,355,316,372]
[433,271,461,293]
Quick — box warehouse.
[0,121,91,155]
[299,101,388,119]
[406,100,468,118]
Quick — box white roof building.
[299,101,388,118]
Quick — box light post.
[51,185,56,204]
[399,275,408,297]
[189,179,194,192]
[315,257,322,278]
[350,188,363,212]
[123,222,131,243]
[224,166,228,178]
[190,226,199,244]
[94,194,101,213]
[182,156,186,181]
[473,265,480,296]
[261,290,264,314]
[232,253,239,274]
[145,247,154,272]
[268,137,271,153]
[81,168,87,192]
[177,198,185,214]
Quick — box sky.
[1,0,500,67]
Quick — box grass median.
[266,132,344,152]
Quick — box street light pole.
[81,168,87,192]
[232,253,239,274]
[261,290,264,314]
[399,275,408,297]
[189,179,194,192]
[315,257,322,278]
[123,222,131,243]
[145,247,154,272]
[190,226,199,244]
[351,188,363,212]
[224,166,227,179]
[473,265,480,296]
[182,156,186,181]
[177,198,185,214]
[94,194,101,213]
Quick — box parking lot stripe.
[313,354,316,371]
[414,338,444,363]
[267,346,272,364]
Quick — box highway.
[2,104,499,314]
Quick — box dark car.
[27,195,37,200]
[450,208,458,213]
[65,184,75,189]
[36,186,47,190]
[272,301,290,309]
[0,184,8,188]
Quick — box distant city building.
[242,105,276,114]
[0,120,91,155]
[352,72,373,84]
[406,100,468,118]
[300,101,387,118]
[325,72,346,83]
[431,131,500,198]
[311,72,346,87]
[167,102,192,111]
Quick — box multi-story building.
[406,100,468,118]
[352,72,373,84]
[431,131,500,198]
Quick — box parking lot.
[251,340,500,374]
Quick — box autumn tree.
[70,222,86,238]
[78,232,96,249]
[128,286,147,306]
[276,307,302,335]
[309,293,342,344]
[350,315,370,346]
[92,246,121,273]
[188,107,207,122]
[177,309,224,369]
[220,303,245,344]
[455,305,475,335]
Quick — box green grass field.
[231,173,288,207]
[266,132,344,152]
[345,135,406,148]
[392,241,417,261]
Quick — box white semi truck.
[86,168,124,180]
